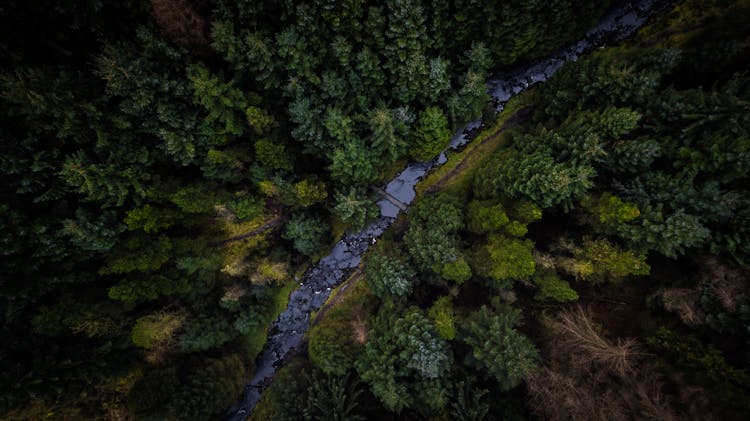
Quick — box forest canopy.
[2,0,750,420]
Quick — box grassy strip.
[416,92,534,198]
[307,265,365,325]
[241,279,298,361]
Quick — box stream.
[225,1,667,418]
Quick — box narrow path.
[214,215,286,246]
[373,187,408,211]
[309,267,364,329]
[424,107,533,194]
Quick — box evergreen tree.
[304,372,365,421]
[283,213,329,256]
[472,235,536,286]
[410,106,452,161]
[494,147,595,209]
[357,305,451,412]
[365,251,416,298]
[461,306,538,391]
[333,187,379,231]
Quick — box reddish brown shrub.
[149,0,209,50]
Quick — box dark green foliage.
[539,47,680,116]
[408,192,465,232]
[356,305,451,412]
[108,276,186,304]
[257,359,309,421]
[100,235,172,275]
[7,0,746,419]
[404,224,459,272]
[179,315,236,352]
[368,105,409,164]
[187,63,248,138]
[447,70,491,128]
[127,367,179,416]
[450,378,490,421]
[384,0,429,103]
[493,147,595,210]
[461,306,538,390]
[329,138,376,186]
[304,372,365,421]
[404,193,464,272]
[309,318,357,375]
[618,206,709,258]
[308,279,377,376]
[62,209,124,252]
[169,354,246,421]
[396,310,452,378]
[333,187,379,231]
[410,106,452,161]
[283,213,329,256]
[365,251,416,298]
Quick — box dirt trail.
[424,107,533,194]
[310,267,364,328]
[215,215,286,246]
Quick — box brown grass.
[350,317,368,345]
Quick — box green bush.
[533,272,578,302]
[428,296,457,340]
[441,256,472,283]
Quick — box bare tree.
[702,256,748,312]
[657,287,704,326]
[527,306,680,421]
[550,305,641,377]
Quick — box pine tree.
[333,187,378,231]
[461,306,538,390]
[410,106,452,161]
[365,251,416,298]
[283,213,328,256]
